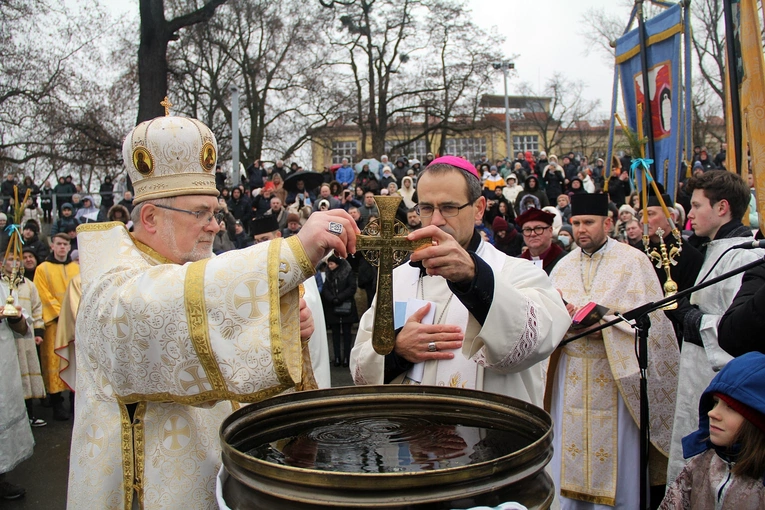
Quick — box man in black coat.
[640,193,704,344]
[20,221,50,263]
[1,173,17,214]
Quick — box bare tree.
[516,74,601,155]
[322,0,503,158]
[170,0,345,164]
[0,1,133,186]
[690,0,725,109]
[137,0,228,123]
[691,76,725,148]
[424,0,505,156]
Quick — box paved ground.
[6,342,358,509]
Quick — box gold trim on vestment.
[185,258,228,393]
[76,220,126,234]
[286,235,316,278]
[131,234,176,265]
[77,222,179,265]
[230,401,241,412]
[133,402,146,510]
[119,402,134,510]
[115,386,292,406]
[133,173,218,205]
[614,24,684,64]
[269,239,293,386]
[560,339,618,506]
[560,489,616,506]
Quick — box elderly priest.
[67,109,358,509]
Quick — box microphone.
[733,239,765,249]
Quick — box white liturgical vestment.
[67,222,316,509]
[350,238,571,408]
[549,238,679,507]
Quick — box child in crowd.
[660,351,765,508]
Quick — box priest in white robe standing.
[350,156,570,408]
[67,109,358,509]
[549,193,679,509]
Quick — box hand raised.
[296,210,360,266]
[407,226,475,283]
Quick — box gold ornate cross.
[160,96,173,116]
[356,195,431,355]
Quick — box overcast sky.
[469,0,631,120]
[103,0,632,120]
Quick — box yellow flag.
[735,0,765,232]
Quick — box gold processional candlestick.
[2,269,23,317]
[615,108,682,304]
[2,185,32,317]
[647,228,680,310]
[355,195,431,355]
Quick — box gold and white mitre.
[123,99,220,204]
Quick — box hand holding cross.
[356,195,431,355]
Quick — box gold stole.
[559,248,617,506]
[560,338,618,506]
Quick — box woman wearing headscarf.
[270,173,287,205]
[398,176,417,209]
[502,174,524,208]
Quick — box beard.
[160,223,214,264]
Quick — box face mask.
[559,236,570,247]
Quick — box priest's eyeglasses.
[153,204,225,225]
[521,226,552,236]
[415,202,472,218]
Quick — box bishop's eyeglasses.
[415,202,472,218]
[153,204,225,225]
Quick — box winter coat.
[22,234,50,263]
[320,258,358,326]
[100,181,114,209]
[1,179,17,201]
[354,170,378,192]
[227,195,251,221]
[515,176,549,214]
[662,352,765,509]
[18,179,40,202]
[542,164,565,203]
[40,186,53,211]
[51,214,81,236]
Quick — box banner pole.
[723,0,743,175]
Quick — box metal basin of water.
[220,385,554,509]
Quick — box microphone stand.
[560,254,765,510]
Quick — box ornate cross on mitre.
[356,195,431,355]
[160,96,173,116]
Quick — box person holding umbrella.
[284,171,323,206]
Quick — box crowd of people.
[1,117,763,510]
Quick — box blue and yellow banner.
[615,4,684,200]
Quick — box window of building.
[513,135,539,154]
[444,137,487,163]
[384,139,428,162]
[331,141,358,165]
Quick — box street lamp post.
[230,86,240,187]
[493,62,515,162]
